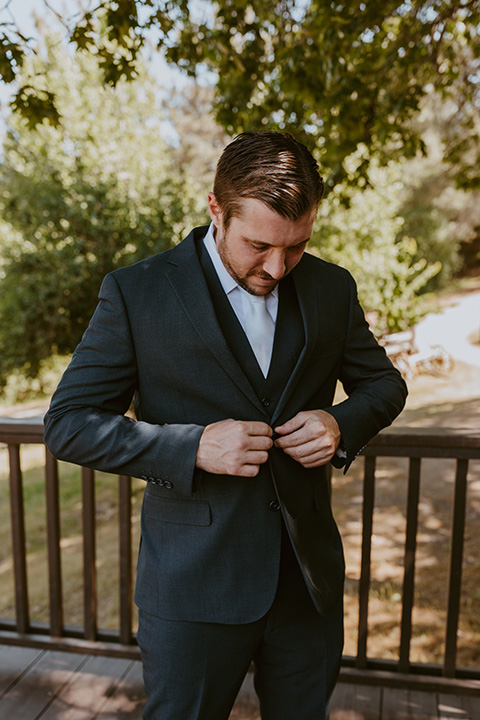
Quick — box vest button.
[269,500,280,512]
[262,397,271,407]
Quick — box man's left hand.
[273,410,341,468]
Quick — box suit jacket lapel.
[165,228,269,417]
[270,255,319,426]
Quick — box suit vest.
[197,240,305,418]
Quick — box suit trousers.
[136,527,344,720]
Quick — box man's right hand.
[195,419,273,476]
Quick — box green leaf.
[10,85,61,129]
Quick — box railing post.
[444,458,468,678]
[399,457,421,673]
[357,455,376,669]
[82,467,97,640]
[119,475,133,645]
[8,444,29,634]
[45,448,64,637]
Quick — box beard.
[216,232,277,297]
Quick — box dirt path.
[395,278,480,424]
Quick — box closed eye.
[247,239,309,252]
[289,241,308,251]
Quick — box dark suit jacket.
[44,226,407,622]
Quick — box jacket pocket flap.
[145,493,211,526]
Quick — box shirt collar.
[203,223,238,296]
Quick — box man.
[44,131,407,719]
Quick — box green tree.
[1,0,479,188]
[0,33,204,392]
[398,92,480,278]
[312,155,442,336]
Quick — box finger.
[249,435,274,451]
[275,421,323,448]
[246,421,273,437]
[246,450,270,465]
[278,418,334,449]
[279,438,319,459]
[233,433,272,453]
[236,463,261,477]
[274,429,307,449]
[301,455,331,468]
[274,413,306,436]
[282,445,333,467]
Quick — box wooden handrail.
[2,416,480,451]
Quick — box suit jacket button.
[262,397,271,407]
[164,481,173,489]
[269,500,280,512]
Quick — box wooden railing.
[337,425,480,693]
[1,417,137,658]
[1,417,479,692]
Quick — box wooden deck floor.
[1,644,479,719]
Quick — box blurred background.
[0,0,479,406]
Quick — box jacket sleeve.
[43,272,204,496]
[324,273,408,471]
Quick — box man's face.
[208,195,316,296]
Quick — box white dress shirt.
[203,223,279,331]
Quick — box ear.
[207,192,223,230]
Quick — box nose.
[263,250,286,280]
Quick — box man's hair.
[213,131,324,229]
